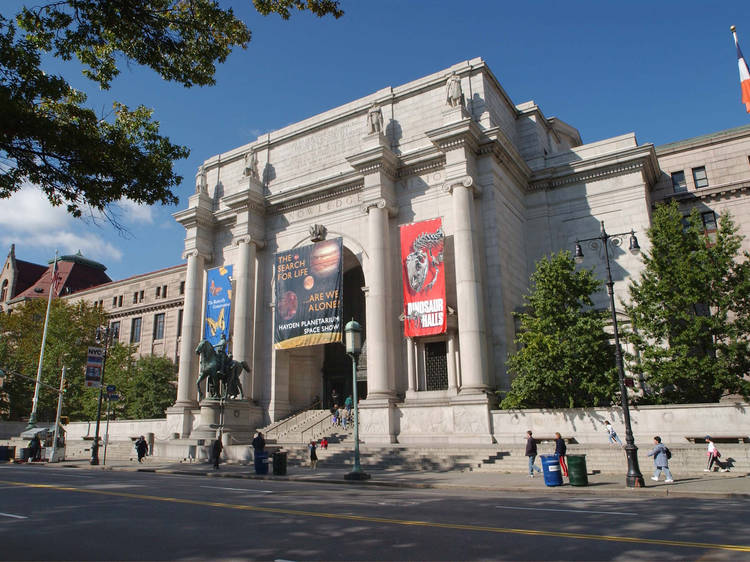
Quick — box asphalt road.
[0,464,748,561]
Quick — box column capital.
[182,249,211,261]
[442,176,480,198]
[233,235,265,249]
[360,198,397,217]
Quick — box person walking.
[554,432,568,477]
[212,435,223,470]
[135,435,148,463]
[308,440,318,469]
[252,432,266,453]
[647,436,674,483]
[525,430,542,478]
[604,420,623,446]
[344,395,353,416]
[704,436,729,472]
[28,434,42,462]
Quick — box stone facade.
[169,57,750,446]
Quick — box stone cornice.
[653,179,750,206]
[478,126,532,187]
[267,180,363,215]
[398,151,445,178]
[346,144,400,180]
[106,297,184,320]
[172,204,216,229]
[425,118,483,154]
[528,144,659,192]
[221,186,265,214]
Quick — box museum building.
[4,58,750,446]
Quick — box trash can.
[540,454,563,487]
[254,451,269,475]
[567,454,588,486]
[272,451,287,476]
[0,446,8,462]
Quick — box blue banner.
[204,265,233,346]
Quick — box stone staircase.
[259,409,349,444]
[469,443,750,474]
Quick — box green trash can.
[567,454,588,486]
[272,451,287,476]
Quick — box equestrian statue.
[195,333,250,401]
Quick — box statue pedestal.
[190,399,264,443]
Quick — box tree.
[501,251,619,409]
[123,355,177,419]
[0,298,106,420]
[624,201,750,403]
[0,1,342,222]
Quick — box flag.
[732,26,750,113]
[51,257,61,295]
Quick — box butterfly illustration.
[206,307,225,336]
[209,279,223,296]
[219,266,228,276]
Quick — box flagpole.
[26,250,58,430]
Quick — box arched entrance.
[322,248,365,408]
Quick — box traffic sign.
[106,384,116,393]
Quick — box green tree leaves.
[1,1,342,220]
[625,202,750,403]
[501,251,618,409]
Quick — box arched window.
[0,279,8,303]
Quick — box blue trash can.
[541,454,563,487]
[254,451,269,475]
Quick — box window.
[0,280,7,303]
[109,321,120,340]
[139,290,144,302]
[153,313,165,340]
[692,166,709,189]
[133,292,138,304]
[424,341,448,391]
[177,309,183,338]
[155,286,161,298]
[179,281,185,295]
[162,285,167,298]
[112,296,117,307]
[118,295,123,307]
[702,211,718,243]
[671,171,687,193]
[130,317,142,343]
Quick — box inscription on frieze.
[282,192,363,222]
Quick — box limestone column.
[364,200,394,399]
[175,250,206,406]
[448,176,489,393]
[447,332,458,391]
[232,236,257,399]
[406,338,417,392]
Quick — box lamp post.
[90,325,117,466]
[575,220,645,488]
[343,319,370,481]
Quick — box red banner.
[400,218,446,337]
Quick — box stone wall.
[491,403,750,445]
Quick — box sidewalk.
[29,458,749,499]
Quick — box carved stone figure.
[309,224,327,242]
[243,150,258,179]
[196,164,208,193]
[445,72,463,108]
[366,103,384,134]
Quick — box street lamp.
[90,324,117,465]
[343,319,370,481]
[575,220,644,488]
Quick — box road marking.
[84,484,145,489]
[496,505,637,516]
[0,480,748,554]
[0,512,28,519]
[200,485,272,494]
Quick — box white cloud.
[0,185,123,262]
[118,199,154,225]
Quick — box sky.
[3,0,750,281]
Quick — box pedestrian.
[331,389,339,409]
[331,405,339,426]
[344,395,353,415]
[704,436,729,472]
[28,434,42,462]
[525,430,542,478]
[604,420,623,446]
[320,437,328,450]
[212,435,223,470]
[647,436,674,483]
[252,431,266,453]
[308,440,318,469]
[135,435,148,463]
[554,432,568,477]
[339,406,348,429]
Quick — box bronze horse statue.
[195,339,250,400]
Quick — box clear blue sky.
[3,1,750,281]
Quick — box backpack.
[664,447,671,460]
